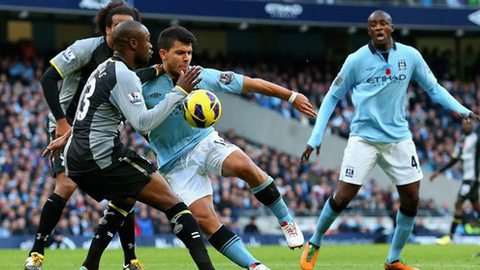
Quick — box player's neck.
[164,68,178,81]
[373,38,393,52]
[113,53,136,70]
[105,36,114,50]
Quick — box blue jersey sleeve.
[306,54,356,148]
[412,49,437,91]
[412,49,470,115]
[425,84,471,116]
[307,91,340,148]
[198,67,243,94]
[329,54,357,99]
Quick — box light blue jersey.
[308,41,470,147]
[143,67,243,173]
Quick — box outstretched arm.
[242,76,317,117]
[111,67,202,134]
[301,91,340,162]
[425,83,479,121]
[412,49,480,122]
[430,157,459,182]
[135,64,163,83]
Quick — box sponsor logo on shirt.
[367,74,407,84]
[367,67,376,71]
[398,59,407,70]
[62,49,76,63]
[333,76,343,86]
[128,92,143,105]
[219,72,234,85]
[150,92,161,98]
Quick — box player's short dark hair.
[157,26,196,51]
[94,1,141,36]
[112,20,144,51]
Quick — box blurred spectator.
[413,217,431,234]
[337,214,352,233]
[370,217,386,234]
[136,209,154,237]
[0,220,12,238]
[244,216,260,233]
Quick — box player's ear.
[159,49,167,61]
[129,38,138,49]
[390,23,394,32]
[106,26,112,36]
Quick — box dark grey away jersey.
[48,37,111,131]
[65,57,186,176]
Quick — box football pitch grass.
[4,244,480,270]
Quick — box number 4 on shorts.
[411,156,418,169]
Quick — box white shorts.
[339,137,423,186]
[164,131,240,206]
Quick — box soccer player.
[25,2,161,270]
[430,120,480,245]
[141,25,316,270]
[299,10,480,270]
[44,20,215,270]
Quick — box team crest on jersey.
[62,49,76,63]
[333,76,343,86]
[398,59,407,70]
[219,72,234,85]
[345,166,354,178]
[128,92,143,105]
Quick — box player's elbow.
[133,125,150,135]
[130,121,150,135]
[136,128,148,136]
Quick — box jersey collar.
[368,40,397,54]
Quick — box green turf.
[6,244,480,270]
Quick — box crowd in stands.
[1,38,479,239]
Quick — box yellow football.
[182,90,222,128]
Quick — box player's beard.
[136,54,150,68]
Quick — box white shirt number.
[77,78,96,121]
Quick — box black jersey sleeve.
[438,158,459,173]
[135,66,157,83]
[40,66,65,120]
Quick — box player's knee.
[54,175,77,199]
[195,214,219,235]
[332,194,352,210]
[400,197,419,216]
[233,159,258,180]
[409,194,420,208]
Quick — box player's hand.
[55,118,71,138]
[462,112,480,123]
[43,129,72,160]
[293,93,317,118]
[301,144,321,162]
[153,64,164,76]
[429,171,440,182]
[176,66,202,94]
